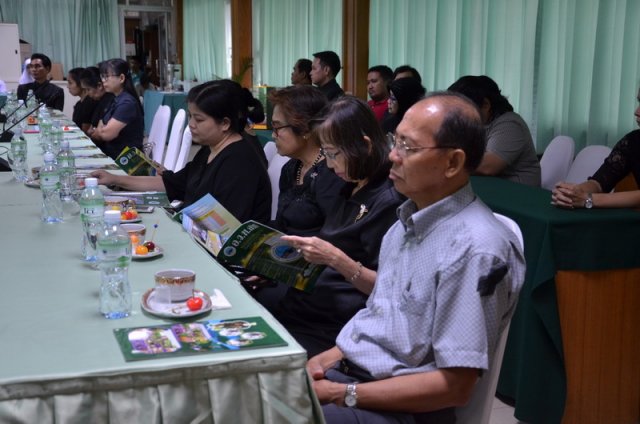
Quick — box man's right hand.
[306,346,343,380]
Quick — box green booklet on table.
[114,316,287,362]
[181,194,325,293]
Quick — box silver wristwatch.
[344,383,358,408]
[584,193,593,209]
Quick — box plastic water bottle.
[97,210,132,319]
[26,89,35,108]
[14,100,25,129]
[9,130,28,182]
[40,152,63,223]
[79,177,105,265]
[49,120,63,155]
[57,139,78,216]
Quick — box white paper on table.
[211,288,232,309]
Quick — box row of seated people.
[293,52,542,188]
[93,80,526,422]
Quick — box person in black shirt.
[91,79,271,223]
[67,68,98,134]
[310,51,344,101]
[80,66,115,134]
[17,53,64,111]
[272,96,405,357]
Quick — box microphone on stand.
[0,102,45,143]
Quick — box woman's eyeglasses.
[320,147,342,161]
[272,124,293,137]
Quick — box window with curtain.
[370,0,640,152]
[0,0,119,75]
[182,0,228,83]
[252,0,342,88]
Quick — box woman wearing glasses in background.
[381,77,426,135]
[268,96,404,358]
[246,85,345,310]
[88,58,144,160]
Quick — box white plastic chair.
[267,153,289,220]
[148,105,171,163]
[564,145,612,184]
[456,213,523,424]
[539,135,575,190]
[263,141,277,164]
[174,127,192,172]
[162,109,186,171]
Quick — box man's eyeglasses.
[321,147,342,161]
[272,124,293,137]
[29,64,44,69]
[387,133,450,157]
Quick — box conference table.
[0,121,324,423]
[471,176,640,424]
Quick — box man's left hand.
[312,379,345,405]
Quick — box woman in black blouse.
[67,68,98,134]
[271,96,405,357]
[80,66,115,136]
[552,88,640,208]
[91,79,271,223]
[269,85,344,235]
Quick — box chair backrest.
[163,109,187,171]
[263,141,278,164]
[174,126,192,173]
[456,213,523,424]
[564,145,612,184]
[148,105,171,163]
[267,153,289,220]
[539,135,575,190]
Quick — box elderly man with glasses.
[307,92,525,424]
[17,53,64,111]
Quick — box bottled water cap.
[104,210,121,223]
[85,177,98,187]
[44,152,55,162]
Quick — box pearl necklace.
[296,149,323,185]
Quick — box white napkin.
[210,288,232,309]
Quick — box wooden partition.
[556,269,640,424]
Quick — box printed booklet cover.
[180,194,325,293]
[114,316,288,362]
[115,146,162,176]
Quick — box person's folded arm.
[591,190,640,208]
[552,179,603,208]
[92,118,127,142]
[313,367,479,412]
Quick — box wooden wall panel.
[556,269,640,424]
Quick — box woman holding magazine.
[246,85,345,309]
[91,79,271,223]
[266,96,405,357]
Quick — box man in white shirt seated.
[307,92,526,424]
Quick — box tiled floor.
[489,398,525,424]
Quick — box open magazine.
[180,194,325,293]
